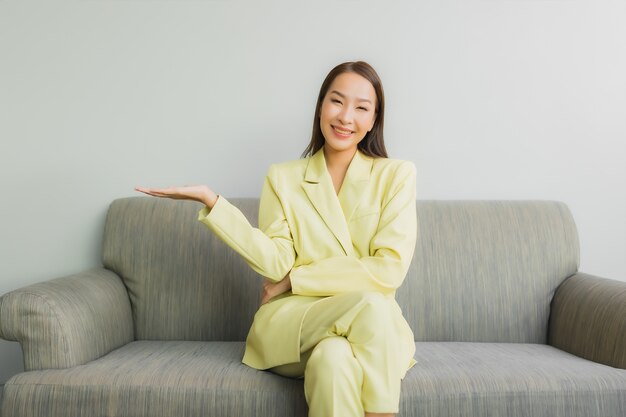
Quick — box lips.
[332,125,354,136]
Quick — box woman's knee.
[305,336,360,377]
[303,337,365,416]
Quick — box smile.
[332,125,354,137]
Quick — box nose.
[338,106,354,125]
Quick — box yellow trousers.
[268,291,410,417]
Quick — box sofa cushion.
[102,198,263,342]
[399,200,580,344]
[402,342,626,416]
[2,341,307,417]
[3,341,624,417]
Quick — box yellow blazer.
[197,147,418,376]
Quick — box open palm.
[134,185,216,207]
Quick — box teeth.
[334,127,352,134]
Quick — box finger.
[137,190,163,197]
[146,187,174,195]
[138,192,176,200]
[135,187,162,195]
[136,190,159,197]
[146,189,181,198]
[148,191,171,197]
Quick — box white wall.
[0,0,624,383]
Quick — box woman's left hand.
[260,272,292,306]
[134,184,218,208]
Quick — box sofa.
[0,196,624,417]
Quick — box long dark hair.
[300,61,388,159]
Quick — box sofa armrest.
[0,267,134,371]
[548,272,626,369]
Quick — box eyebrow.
[329,90,373,105]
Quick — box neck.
[323,145,357,172]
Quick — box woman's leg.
[298,291,406,415]
[268,338,364,417]
[303,336,364,417]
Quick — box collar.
[301,147,374,256]
[304,147,373,184]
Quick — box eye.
[331,99,341,104]
[357,107,368,111]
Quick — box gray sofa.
[1,197,624,417]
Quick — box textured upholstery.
[549,272,626,368]
[399,200,580,343]
[401,342,626,416]
[101,197,262,341]
[2,341,624,417]
[101,198,579,344]
[0,268,133,371]
[1,197,624,417]
[1,342,308,417]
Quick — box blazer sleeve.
[197,164,296,283]
[289,161,417,297]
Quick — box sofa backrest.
[400,200,579,344]
[102,197,579,343]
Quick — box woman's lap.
[267,291,400,378]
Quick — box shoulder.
[265,157,307,173]
[371,157,417,202]
[271,157,308,172]
[372,157,416,179]
[263,157,308,185]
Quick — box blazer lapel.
[337,148,373,223]
[302,148,350,254]
[301,148,373,256]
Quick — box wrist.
[204,193,219,209]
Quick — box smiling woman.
[320,73,377,160]
[303,61,387,163]
[135,61,416,417]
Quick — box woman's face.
[319,72,378,156]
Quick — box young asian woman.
[135,60,418,417]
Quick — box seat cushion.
[402,342,626,417]
[3,341,625,417]
[2,341,307,417]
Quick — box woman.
[135,61,418,417]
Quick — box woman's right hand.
[134,185,218,208]
[260,272,292,306]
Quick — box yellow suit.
[197,147,418,378]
